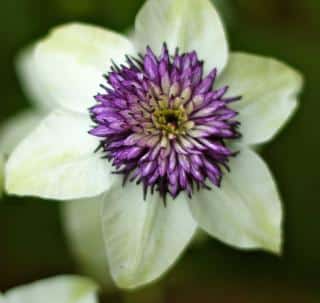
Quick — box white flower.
[0,276,98,303]
[5,0,303,289]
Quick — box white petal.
[189,148,282,253]
[4,276,98,303]
[35,23,135,113]
[62,196,114,289]
[0,294,5,303]
[102,181,197,289]
[217,52,303,145]
[15,45,56,111]
[134,0,228,73]
[0,110,44,155]
[0,110,43,198]
[6,110,115,200]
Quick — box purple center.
[89,44,241,200]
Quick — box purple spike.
[89,44,241,201]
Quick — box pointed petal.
[15,45,56,111]
[102,181,197,289]
[189,148,282,254]
[134,0,228,73]
[34,23,135,113]
[6,110,115,200]
[62,197,114,290]
[0,110,44,155]
[4,276,98,303]
[217,52,303,145]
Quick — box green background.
[0,0,319,301]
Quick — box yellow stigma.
[152,95,192,138]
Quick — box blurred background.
[0,0,319,302]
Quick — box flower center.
[89,44,241,200]
[152,96,190,137]
[163,111,179,125]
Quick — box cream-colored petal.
[62,196,114,290]
[217,52,303,145]
[134,0,228,74]
[15,45,56,111]
[102,181,197,289]
[0,110,44,198]
[0,110,44,155]
[6,110,115,200]
[4,276,98,303]
[34,23,136,113]
[189,148,282,254]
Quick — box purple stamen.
[89,44,241,200]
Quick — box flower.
[0,275,98,303]
[5,0,303,289]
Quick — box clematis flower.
[0,275,98,303]
[6,0,303,289]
